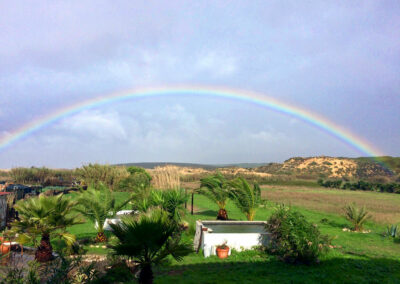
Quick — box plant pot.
[0,243,10,255]
[216,246,229,259]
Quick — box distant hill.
[115,162,218,170]
[116,156,400,181]
[115,162,267,169]
[255,156,399,181]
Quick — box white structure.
[194,220,270,257]
[95,210,136,231]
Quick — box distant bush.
[9,167,76,186]
[265,205,330,264]
[318,179,400,194]
[118,166,152,192]
[317,179,342,188]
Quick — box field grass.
[61,186,400,283]
[261,185,400,224]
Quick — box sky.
[0,1,399,168]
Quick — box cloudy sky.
[0,1,399,168]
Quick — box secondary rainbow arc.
[0,85,385,158]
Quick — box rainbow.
[0,85,385,158]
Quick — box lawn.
[62,186,400,283]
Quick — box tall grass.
[151,166,181,190]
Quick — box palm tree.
[110,210,192,284]
[75,186,133,242]
[343,203,371,231]
[229,177,261,221]
[12,194,82,262]
[199,173,230,220]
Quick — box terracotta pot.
[216,246,229,259]
[0,243,10,255]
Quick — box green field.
[63,187,400,283]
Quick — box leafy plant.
[343,203,371,231]
[386,224,398,238]
[119,166,152,192]
[131,189,188,222]
[75,185,133,242]
[12,194,82,262]
[110,210,192,284]
[266,205,330,264]
[229,177,261,221]
[199,173,230,220]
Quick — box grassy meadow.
[62,183,400,283]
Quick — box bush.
[265,205,330,264]
[118,171,151,192]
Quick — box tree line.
[318,179,400,193]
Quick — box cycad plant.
[343,203,371,231]
[199,173,230,220]
[75,185,133,242]
[386,224,398,238]
[229,177,261,221]
[131,189,188,222]
[12,194,82,262]
[110,210,192,284]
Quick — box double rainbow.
[0,85,385,158]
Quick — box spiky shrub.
[110,210,192,284]
[266,205,330,264]
[386,224,398,238]
[12,194,82,262]
[75,185,133,242]
[229,177,261,221]
[343,203,371,231]
[199,173,230,220]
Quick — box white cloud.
[57,110,127,140]
[249,130,286,142]
[196,51,238,77]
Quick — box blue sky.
[0,1,399,168]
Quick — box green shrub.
[265,205,330,264]
[118,172,151,192]
[386,224,398,238]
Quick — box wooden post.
[191,191,194,215]
[184,188,187,209]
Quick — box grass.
[56,186,400,283]
[261,185,400,224]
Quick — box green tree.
[199,173,230,220]
[12,194,82,262]
[229,177,261,221]
[110,210,192,284]
[127,166,152,181]
[75,186,133,242]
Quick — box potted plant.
[0,238,10,255]
[216,241,229,259]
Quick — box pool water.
[206,224,266,233]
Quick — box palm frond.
[229,178,261,221]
